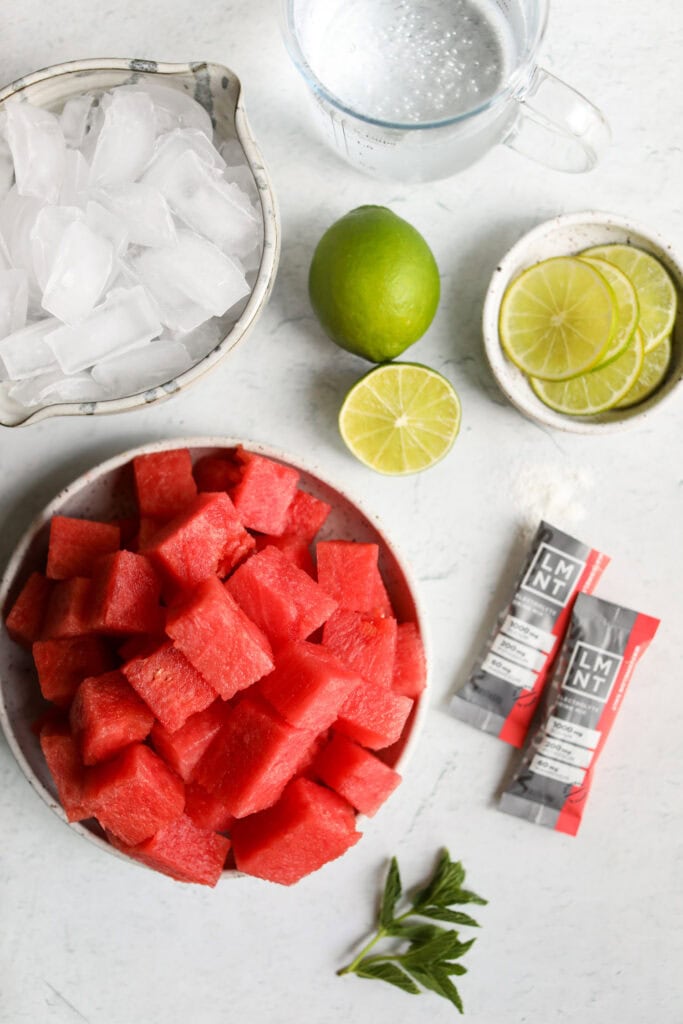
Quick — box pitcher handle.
[504,67,610,173]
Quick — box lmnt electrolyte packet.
[499,593,660,836]
[450,521,609,747]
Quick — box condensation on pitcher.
[309,0,514,123]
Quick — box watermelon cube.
[391,622,427,698]
[232,778,361,885]
[135,517,160,551]
[33,635,116,707]
[193,454,242,493]
[46,516,120,580]
[85,743,185,846]
[90,550,163,635]
[254,534,315,577]
[109,814,230,886]
[259,640,363,733]
[194,695,315,818]
[145,492,254,592]
[70,670,154,765]
[166,577,274,700]
[226,545,337,648]
[184,782,235,833]
[4,571,53,648]
[313,732,401,816]
[122,641,216,733]
[316,541,392,616]
[39,721,91,822]
[230,450,299,535]
[336,682,413,750]
[150,700,231,782]
[322,608,397,688]
[282,489,331,542]
[112,517,139,551]
[42,577,94,639]
[133,449,198,521]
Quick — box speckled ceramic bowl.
[483,211,683,433]
[0,438,429,878]
[0,59,280,428]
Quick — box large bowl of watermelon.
[0,439,428,886]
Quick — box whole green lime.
[308,205,440,362]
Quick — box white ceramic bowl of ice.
[0,59,280,428]
[482,211,683,434]
[0,437,429,877]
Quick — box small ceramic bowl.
[482,211,683,433]
[0,438,428,877]
[0,59,280,428]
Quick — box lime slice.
[614,334,672,408]
[530,328,644,416]
[582,244,676,353]
[499,257,616,381]
[339,362,461,475]
[579,256,639,365]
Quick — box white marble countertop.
[1,2,682,1022]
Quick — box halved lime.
[530,328,644,416]
[614,334,672,408]
[339,362,461,475]
[579,256,639,365]
[499,257,616,381]
[582,244,676,353]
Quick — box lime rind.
[578,256,639,366]
[499,256,617,381]
[614,334,672,408]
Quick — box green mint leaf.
[404,965,444,997]
[442,963,468,976]
[430,967,465,1014]
[401,932,475,967]
[445,889,488,907]
[379,857,402,929]
[415,907,481,927]
[413,849,452,906]
[355,960,420,995]
[385,922,444,944]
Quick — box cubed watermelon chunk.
[133,449,198,521]
[313,732,401,816]
[194,695,315,818]
[391,622,427,698]
[145,492,254,592]
[90,550,163,635]
[336,682,413,750]
[42,577,94,639]
[322,608,397,688]
[4,572,53,647]
[166,577,274,700]
[109,814,230,886]
[33,635,116,707]
[184,782,235,833]
[316,541,392,616]
[46,516,120,580]
[230,450,299,535]
[232,778,361,885]
[39,721,91,822]
[70,670,154,765]
[259,640,363,733]
[150,700,231,782]
[226,545,337,648]
[122,641,216,733]
[254,534,315,577]
[135,517,160,552]
[282,489,331,542]
[193,454,242,493]
[85,743,185,846]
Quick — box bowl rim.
[482,209,683,434]
[0,436,430,878]
[0,58,281,427]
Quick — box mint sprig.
[338,850,486,1013]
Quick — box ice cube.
[4,99,66,204]
[85,200,129,257]
[41,220,113,324]
[143,129,226,183]
[46,286,162,372]
[89,90,156,188]
[91,337,193,394]
[0,269,28,339]
[148,149,260,260]
[224,164,259,204]
[178,318,224,362]
[30,205,84,290]
[59,149,90,207]
[0,135,14,203]
[0,187,45,307]
[95,183,176,248]
[130,229,249,318]
[60,94,95,148]
[0,317,61,379]
[8,368,105,407]
[119,82,214,139]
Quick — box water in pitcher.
[306,0,516,124]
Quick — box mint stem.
[336,907,416,975]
